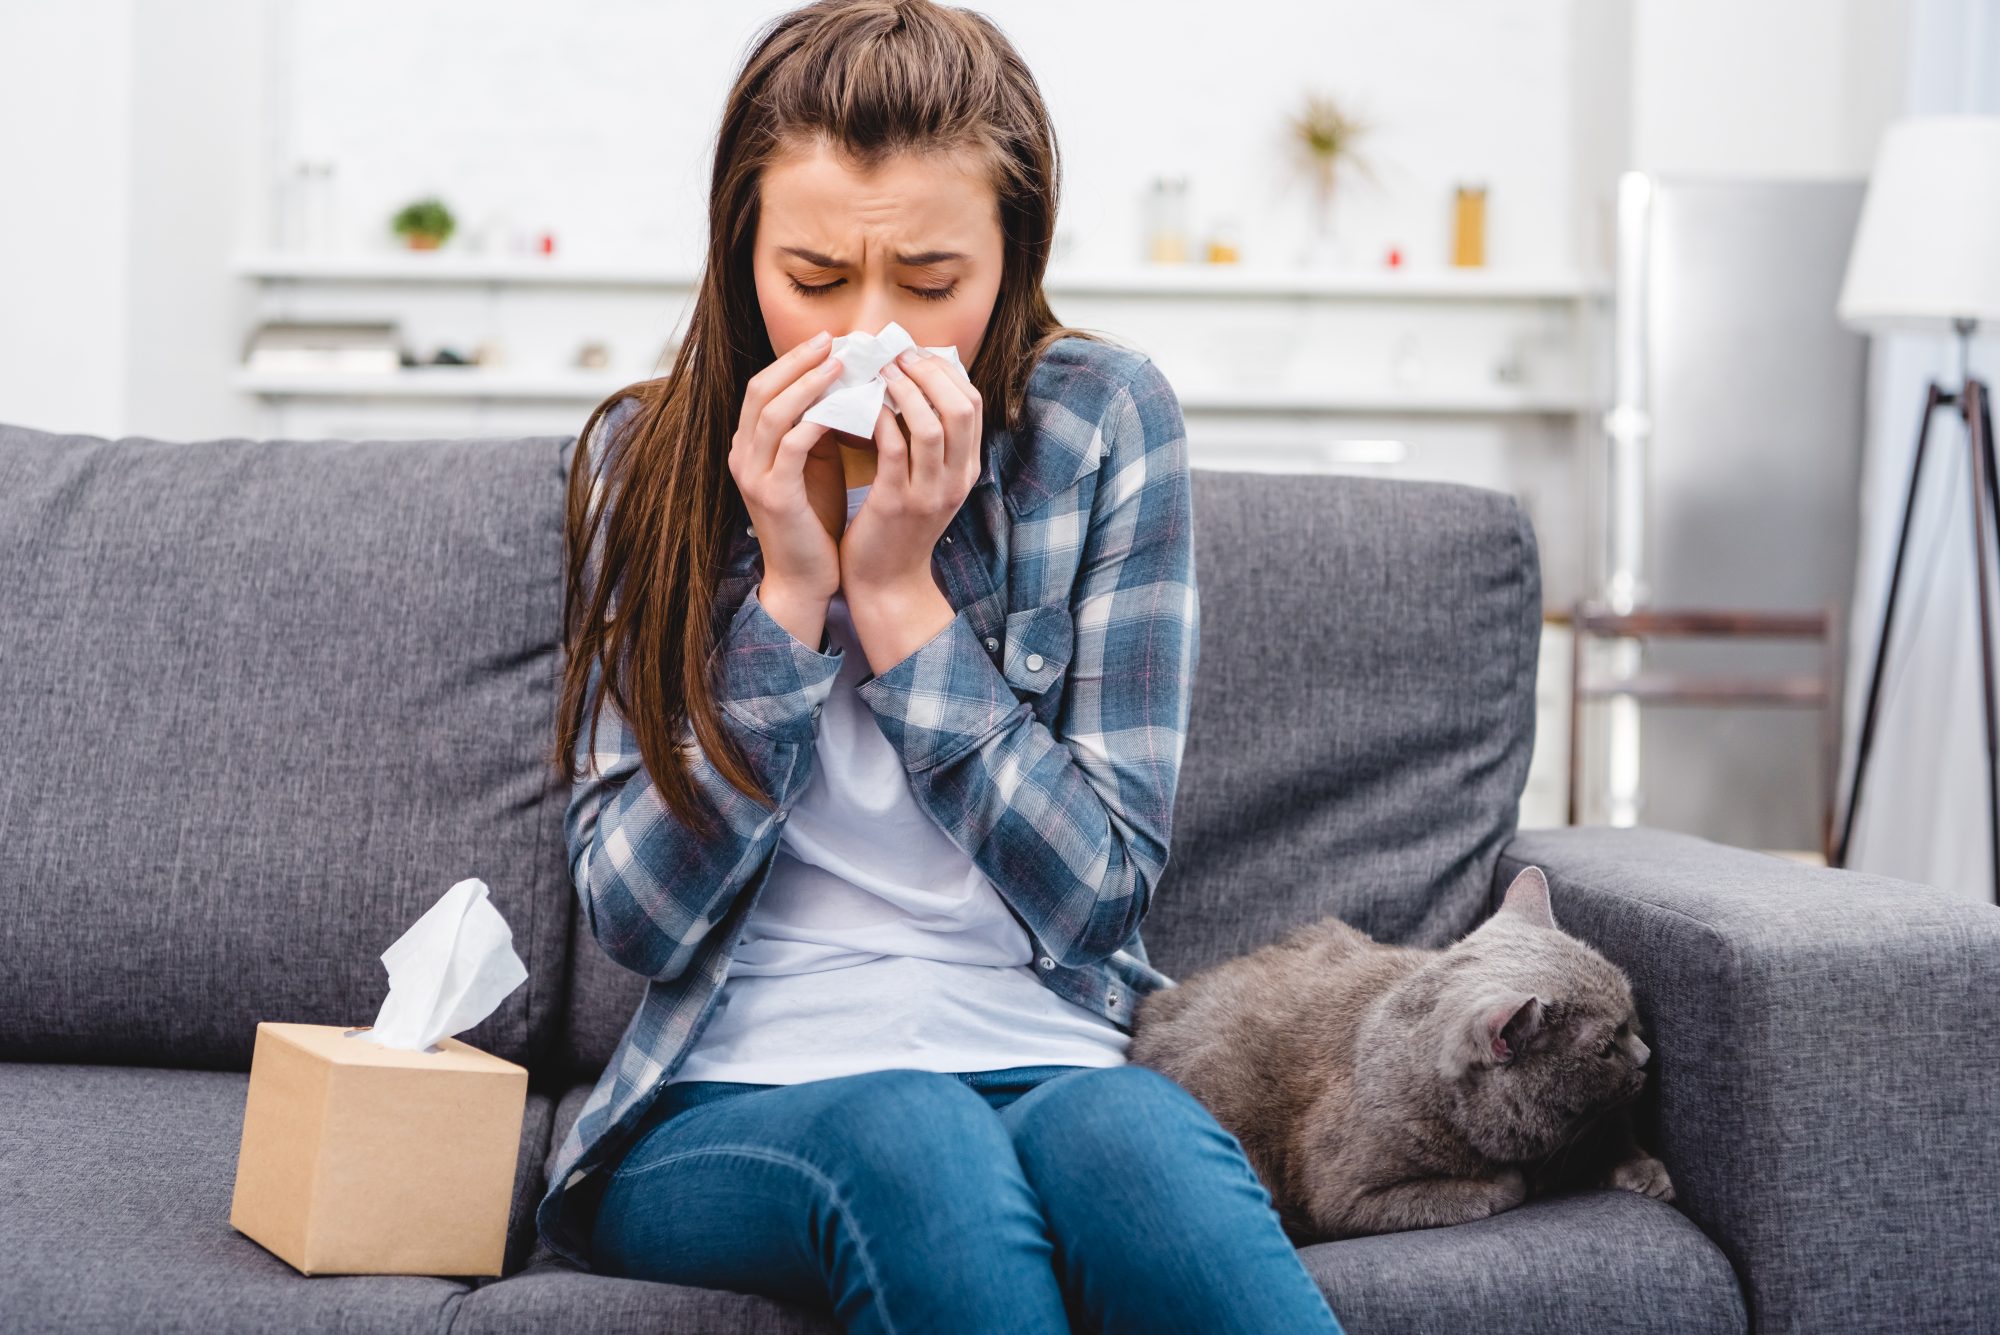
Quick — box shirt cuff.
[717,584,844,742]
[854,605,1022,772]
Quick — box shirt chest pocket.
[999,603,1075,711]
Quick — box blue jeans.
[588,1061,1346,1334]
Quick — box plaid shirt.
[537,336,1200,1270]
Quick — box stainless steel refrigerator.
[1581,173,1870,853]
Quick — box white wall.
[121,1,271,444]
[276,0,1584,273]
[0,0,1927,440]
[1629,0,1909,178]
[0,1,138,438]
[4,0,1591,441]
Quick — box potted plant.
[1284,92,1380,269]
[391,197,456,251]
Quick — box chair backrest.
[556,464,1545,1079]
[0,421,576,1071]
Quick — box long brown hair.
[552,0,1118,841]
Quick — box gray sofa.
[2,416,1993,1335]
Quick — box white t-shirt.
[667,482,1131,1085]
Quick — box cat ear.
[1497,865,1557,930]
[1485,993,1545,1064]
[1443,991,1545,1078]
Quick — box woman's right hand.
[729,331,848,603]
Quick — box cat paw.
[1487,1166,1528,1215]
[1609,1154,1676,1201]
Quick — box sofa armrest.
[1497,826,2000,1335]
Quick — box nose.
[852,294,897,339]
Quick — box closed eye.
[787,277,957,302]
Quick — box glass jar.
[1145,175,1190,264]
[1451,182,1487,268]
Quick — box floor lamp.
[1833,115,2000,901]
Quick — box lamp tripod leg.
[1836,384,1944,867]
[1966,379,2000,904]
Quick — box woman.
[538,2,1346,1331]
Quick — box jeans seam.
[607,1142,900,1335]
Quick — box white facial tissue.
[801,320,965,438]
[351,877,529,1053]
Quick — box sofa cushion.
[551,469,1548,1079]
[460,1081,1741,1334]
[0,422,576,1069]
[0,1061,555,1331]
[1147,468,1543,981]
[1294,1188,1746,1333]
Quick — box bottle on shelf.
[1144,174,1191,264]
[1451,182,1487,268]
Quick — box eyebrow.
[779,245,969,267]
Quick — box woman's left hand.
[838,347,982,598]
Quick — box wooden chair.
[1562,603,1845,862]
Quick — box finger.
[880,362,945,497]
[870,392,911,499]
[891,349,978,482]
[739,419,831,513]
[774,416,837,470]
[739,330,830,436]
[751,348,845,478]
[739,334,838,475]
[754,352,847,481]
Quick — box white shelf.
[231,368,1593,414]
[1178,386,1593,415]
[1048,267,1608,301]
[231,368,636,400]
[232,252,1609,302]
[232,253,696,287]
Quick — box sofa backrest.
[1,421,1539,1081]
[1150,467,1542,975]
[554,463,1544,1080]
[0,422,575,1071]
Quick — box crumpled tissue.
[801,320,966,438]
[351,877,529,1053]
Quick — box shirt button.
[810,703,822,717]
[1025,653,1044,671]
[775,809,788,822]
[1037,956,1054,970]
[943,534,954,544]
[1107,991,1120,1005]
[984,637,999,652]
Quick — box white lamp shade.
[1838,115,2000,333]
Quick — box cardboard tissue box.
[230,878,531,1277]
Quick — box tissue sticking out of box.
[352,878,529,1053]
[800,320,966,439]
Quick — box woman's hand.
[838,347,983,601]
[729,331,849,602]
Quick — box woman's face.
[753,140,1004,453]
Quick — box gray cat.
[1127,865,1675,1243]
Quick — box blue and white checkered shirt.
[537,335,1200,1270]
